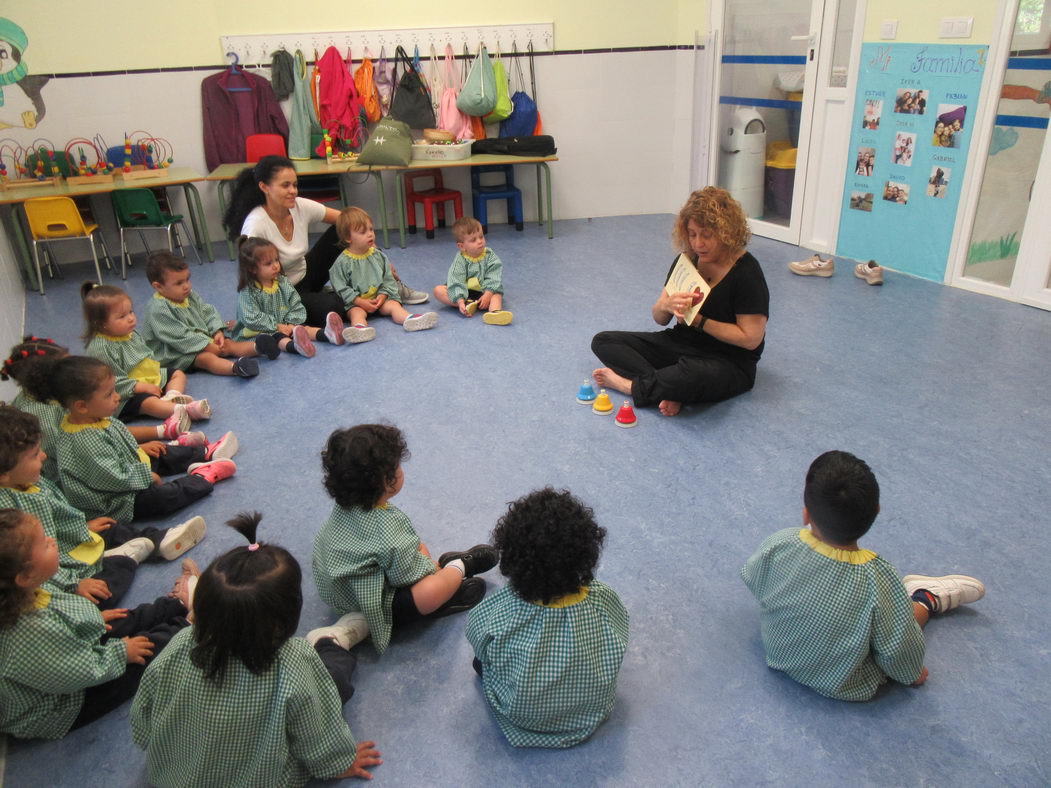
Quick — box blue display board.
[837,44,988,282]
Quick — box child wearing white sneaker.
[0,407,205,610]
[232,237,347,359]
[741,450,984,701]
[81,283,212,425]
[433,217,513,325]
[330,207,438,343]
[132,513,382,786]
[35,357,236,524]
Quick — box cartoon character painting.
[0,18,49,130]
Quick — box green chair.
[111,188,201,279]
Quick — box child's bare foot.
[659,400,682,417]
[593,367,633,395]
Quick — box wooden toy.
[64,138,115,185]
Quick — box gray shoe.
[398,281,429,305]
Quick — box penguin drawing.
[0,18,50,130]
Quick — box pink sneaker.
[204,431,238,462]
[187,459,237,484]
[173,431,208,447]
[161,410,191,440]
[324,311,345,345]
[183,399,212,420]
[291,325,316,357]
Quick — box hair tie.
[19,350,28,358]
[35,350,45,356]
[247,543,260,551]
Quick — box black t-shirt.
[663,251,770,367]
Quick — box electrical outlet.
[880,20,898,40]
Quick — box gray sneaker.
[788,254,835,277]
[397,281,429,305]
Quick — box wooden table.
[0,167,213,292]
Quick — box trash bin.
[764,140,797,218]
[717,107,767,218]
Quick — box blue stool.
[471,165,523,233]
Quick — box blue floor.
[5,214,1051,786]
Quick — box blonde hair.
[336,206,373,245]
[673,187,751,257]
[452,216,483,242]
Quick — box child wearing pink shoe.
[82,284,211,425]
[232,237,346,359]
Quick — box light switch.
[881,19,898,40]
[940,17,973,38]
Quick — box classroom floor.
[4,213,1050,787]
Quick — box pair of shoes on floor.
[187,458,237,484]
[788,254,835,277]
[104,516,207,563]
[203,431,237,462]
[903,574,985,613]
[404,312,438,332]
[324,312,346,345]
[854,259,884,285]
[398,281,430,305]
[307,612,370,650]
[342,323,377,344]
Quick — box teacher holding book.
[591,186,769,417]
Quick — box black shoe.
[438,544,498,577]
[231,357,259,377]
[254,334,280,360]
[431,577,486,618]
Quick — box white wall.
[0,222,26,402]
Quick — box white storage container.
[411,140,473,161]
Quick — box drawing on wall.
[882,180,909,204]
[861,99,882,130]
[0,18,49,130]
[849,191,874,212]
[926,166,951,198]
[892,132,915,166]
[933,104,967,148]
[854,147,875,175]
[894,88,929,115]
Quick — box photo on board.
[861,99,882,130]
[933,104,967,148]
[926,165,951,198]
[854,147,876,176]
[894,88,929,115]
[849,191,874,212]
[882,180,910,204]
[893,132,916,166]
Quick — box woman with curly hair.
[465,488,629,748]
[591,186,769,416]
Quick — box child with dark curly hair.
[465,488,629,748]
[312,424,497,654]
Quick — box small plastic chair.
[245,133,341,204]
[404,170,463,239]
[23,197,114,294]
[111,188,202,279]
[471,165,523,233]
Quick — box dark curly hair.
[222,155,296,241]
[1,337,68,398]
[804,450,880,545]
[322,424,409,509]
[492,488,607,604]
[27,356,112,410]
[0,406,42,476]
[0,509,35,630]
[191,512,303,681]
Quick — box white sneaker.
[306,612,370,650]
[162,390,193,405]
[903,574,985,613]
[158,516,207,560]
[104,537,155,564]
[403,312,438,332]
[788,254,835,277]
[854,260,884,285]
[398,281,430,305]
[342,324,377,344]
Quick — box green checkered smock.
[57,416,152,523]
[0,587,127,739]
[329,248,399,311]
[12,392,63,482]
[141,291,226,370]
[445,248,505,304]
[86,332,169,403]
[740,528,925,701]
[232,276,307,339]
[465,581,629,748]
[312,502,435,654]
[132,628,358,788]
[0,479,102,592]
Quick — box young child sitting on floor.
[330,207,438,343]
[312,423,497,654]
[132,512,382,786]
[0,508,192,739]
[466,487,629,748]
[140,251,273,378]
[740,450,986,701]
[231,236,346,359]
[0,407,203,610]
[434,217,513,325]
[36,356,235,526]
[82,283,211,427]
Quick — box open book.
[664,253,711,326]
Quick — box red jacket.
[201,67,289,171]
[315,46,365,149]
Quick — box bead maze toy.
[322,129,360,165]
[64,137,115,185]
[0,139,58,189]
[116,130,175,181]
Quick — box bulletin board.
[836,43,988,282]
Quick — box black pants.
[298,226,347,326]
[132,445,212,521]
[314,638,358,705]
[92,556,136,610]
[391,585,428,626]
[69,597,189,731]
[591,329,755,408]
[101,520,170,560]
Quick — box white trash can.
[717,107,767,218]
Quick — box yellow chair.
[23,197,113,294]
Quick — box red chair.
[244,134,341,204]
[404,170,463,239]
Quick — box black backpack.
[471,135,557,156]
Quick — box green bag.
[456,45,496,117]
[357,118,412,166]
[484,56,513,122]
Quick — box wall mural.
[0,18,49,130]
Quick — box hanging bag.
[484,46,513,123]
[500,43,539,138]
[390,45,436,129]
[427,45,443,120]
[375,46,395,116]
[355,51,382,122]
[357,117,413,166]
[438,44,473,140]
[289,50,322,159]
[457,44,497,117]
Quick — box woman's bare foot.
[659,400,682,417]
[593,367,633,396]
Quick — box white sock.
[155,425,165,437]
[445,559,466,576]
